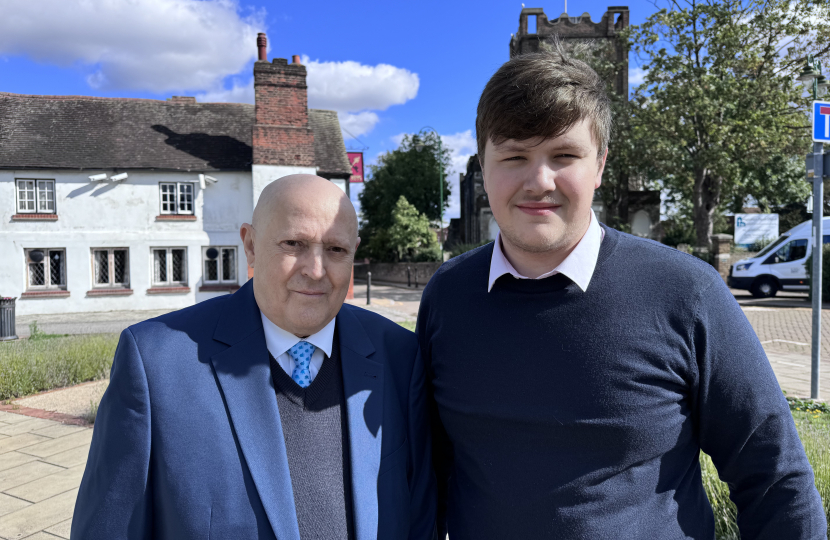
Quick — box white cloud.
[196,77,254,104]
[629,67,647,86]
[338,112,380,138]
[303,56,419,113]
[0,0,264,93]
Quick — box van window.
[765,239,808,264]
[756,235,789,258]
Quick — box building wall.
[252,164,317,206]
[1,169,253,316]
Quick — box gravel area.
[14,379,109,418]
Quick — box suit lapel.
[210,281,300,540]
[337,306,383,540]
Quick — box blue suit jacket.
[72,281,435,540]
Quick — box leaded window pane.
[154,250,167,283]
[172,249,186,282]
[205,259,218,281]
[28,262,45,286]
[222,248,236,281]
[94,250,109,284]
[113,250,127,284]
[49,250,64,286]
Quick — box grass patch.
[0,333,119,400]
[703,406,830,539]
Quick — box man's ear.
[595,148,608,189]
[240,223,256,269]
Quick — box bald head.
[253,174,357,242]
[241,174,360,336]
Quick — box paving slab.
[0,414,32,426]
[42,518,70,539]
[28,426,85,441]
[5,466,84,504]
[0,436,49,457]
[0,488,78,540]
[0,463,64,493]
[21,532,63,540]
[39,446,89,470]
[0,421,59,439]
[16,431,92,460]
[0,494,30,519]
[0,454,38,474]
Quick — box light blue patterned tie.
[288,341,316,388]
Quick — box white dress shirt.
[488,209,605,292]
[260,312,336,383]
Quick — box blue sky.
[0,0,657,220]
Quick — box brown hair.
[476,38,611,163]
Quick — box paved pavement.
[0,411,89,539]
[4,283,830,538]
[15,309,174,339]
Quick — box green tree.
[366,196,440,262]
[358,130,451,257]
[627,0,829,248]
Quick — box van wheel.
[750,277,778,298]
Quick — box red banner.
[348,152,364,183]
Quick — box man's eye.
[503,156,524,161]
[284,240,300,247]
[329,247,346,253]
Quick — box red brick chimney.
[253,33,314,167]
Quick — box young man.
[417,43,826,539]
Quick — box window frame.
[25,248,66,290]
[159,182,195,215]
[91,248,130,289]
[16,179,56,214]
[202,246,238,285]
[151,247,188,287]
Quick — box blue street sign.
[815,101,830,142]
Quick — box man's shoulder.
[128,292,233,341]
[605,228,724,290]
[425,242,494,292]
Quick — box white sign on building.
[734,213,779,247]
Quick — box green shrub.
[0,334,119,400]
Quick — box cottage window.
[16,179,56,214]
[203,247,237,284]
[25,249,66,290]
[152,247,187,286]
[92,248,130,288]
[159,183,194,215]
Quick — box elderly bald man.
[73,175,436,540]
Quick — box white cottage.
[0,37,352,316]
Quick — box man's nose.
[301,247,326,280]
[523,159,557,194]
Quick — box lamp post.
[414,127,445,260]
[797,54,829,400]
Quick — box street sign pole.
[810,100,830,400]
[811,140,824,400]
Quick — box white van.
[728,217,830,298]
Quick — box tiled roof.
[308,109,351,177]
[0,93,351,176]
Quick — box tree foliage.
[627,0,829,247]
[365,196,441,262]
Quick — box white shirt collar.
[488,209,604,293]
[259,311,335,359]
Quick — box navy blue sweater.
[417,226,826,540]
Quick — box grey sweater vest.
[269,331,355,540]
